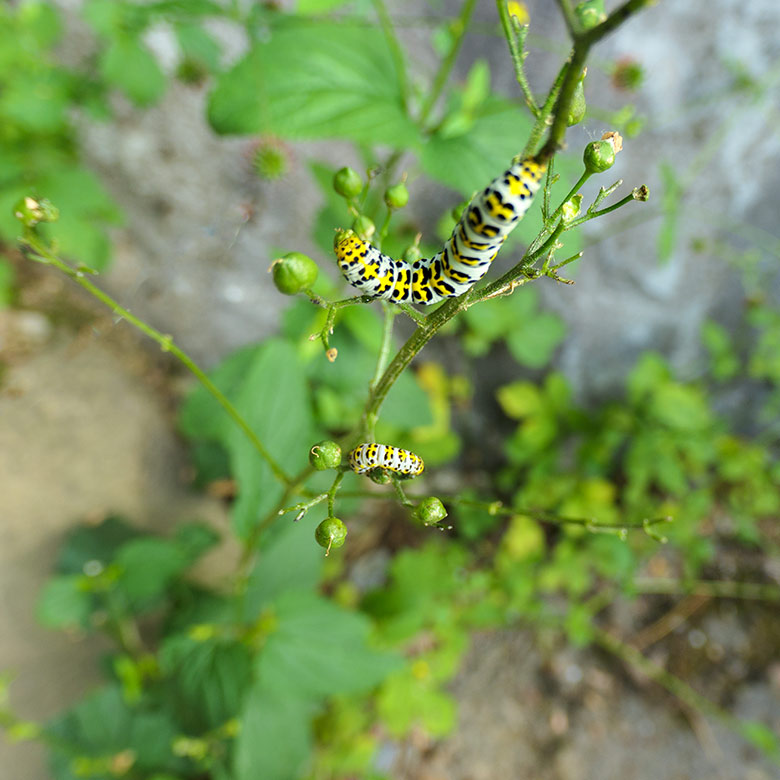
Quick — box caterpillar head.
[334,229,369,267]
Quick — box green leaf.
[180,339,313,539]
[176,23,221,72]
[0,258,16,307]
[701,320,739,380]
[56,515,140,575]
[506,310,567,368]
[100,35,166,106]
[114,537,188,608]
[297,0,356,12]
[47,686,180,776]
[37,575,92,629]
[234,685,314,780]
[173,522,220,563]
[376,669,456,737]
[159,635,253,731]
[256,591,400,699]
[420,96,531,196]
[242,518,324,616]
[496,381,543,420]
[207,19,419,147]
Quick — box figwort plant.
[4,1,780,778]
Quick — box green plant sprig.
[495,3,539,117]
[19,226,292,488]
[418,0,480,130]
[540,0,654,161]
[593,626,780,764]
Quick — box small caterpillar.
[335,157,546,305]
[348,443,424,478]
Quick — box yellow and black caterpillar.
[335,157,546,305]
[349,443,424,477]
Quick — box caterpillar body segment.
[334,158,546,305]
[348,443,424,478]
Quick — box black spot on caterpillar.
[335,157,546,305]
[348,443,424,477]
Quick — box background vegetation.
[1,1,779,779]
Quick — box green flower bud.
[270,252,318,295]
[315,517,348,555]
[333,167,363,199]
[352,215,376,241]
[402,244,422,263]
[583,139,615,174]
[384,182,409,210]
[567,69,587,127]
[561,194,583,222]
[632,185,650,202]
[309,440,342,470]
[253,142,288,180]
[612,58,644,91]
[13,196,59,227]
[412,497,448,528]
[574,0,606,30]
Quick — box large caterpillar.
[349,443,424,478]
[335,157,546,305]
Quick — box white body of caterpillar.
[335,157,546,305]
[348,443,424,477]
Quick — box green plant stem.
[327,471,345,516]
[555,0,579,36]
[21,235,291,487]
[520,62,568,160]
[565,190,638,229]
[372,0,411,113]
[418,0,480,129]
[540,0,653,160]
[633,578,780,602]
[391,477,413,507]
[592,626,780,763]
[495,1,538,116]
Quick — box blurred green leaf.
[115,537,188,609]
[243,518,324,616]
[48,686,180,777]
[421,96,530,196]
[208,19,419,147]
[376,669,456,737]
[180,339,314,539]
[505,309,566,368]
[160,635,253,731]
[56,515,140,575]
[234,686,314,780]
[37,575,92,629]
[176,23,221,73]
[257,591,400,698]
[0,259,15,307]
[701,320,739,380]
[100,35,166,106]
